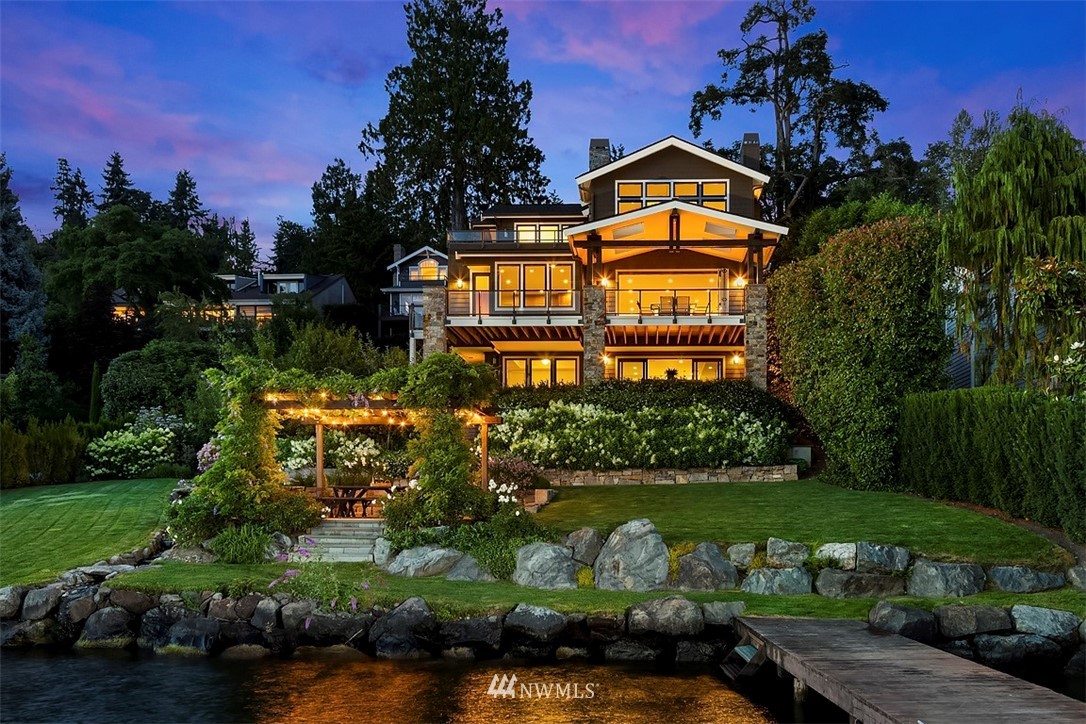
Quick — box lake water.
[0,650,848,723]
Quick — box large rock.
[856,542,910,574]
[628,596,704,637]
[741,567,812,595]
[565,528,605,566]
[281,600,316,632]
[594,519,669,591]
[164,618,220,654]
[815,570,904,599]
[110,589,156,615]
[604,640,659,662]
[934,605,1012,639]
[0,586,29,619]
[77,607,135,648]
[675,556,717,592]
[1,619,58,647]
[1010,605,1080,644]
[446,555,496,583]
[974,633,1064,667]
[587,614,625,644]
[675,640,721,664]
[440,616,503,652]
[868,600,936,643]
[21,585,64,620]
[58,586,99,625]
[512,543,577,590]
[906,560,985,598]
[703,601,746,628]
[504,603,566,642]
[372,538,393,568]
[367,597,437,659]
[386,546,464,578]
[766,538,809,568]
[678,543,737,591]
[988,566,1065,593]
[815,543,857,571]
[300,612,371,647]
[1067,566,1086,591]
[727,543,756,569]
[250,598,282,632]
[138,605,198,649]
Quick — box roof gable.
[575,136,770,186]
[387,245,448,270]
[564,199,788,237]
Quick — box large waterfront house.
[421,134,788,388]
[378,245,449,362]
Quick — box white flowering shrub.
[85,426,176,479]
[1050,341,1085,399]
[278,431,380,471]
[491,402,789,470]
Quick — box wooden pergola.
[261,392,501,491]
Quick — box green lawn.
[0,478,176,586]
[536,481,1072,569]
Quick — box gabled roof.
[575,135,771,186]
[563,199,789,237]
[387,245,448,270]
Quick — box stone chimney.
[392,243,405,262]
[589,138,610,171]
[742,133,761,170]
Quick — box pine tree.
[271,217,312,272]
[51,158,95,229]
[0,155,47,372]
[97,152,152,217]
[226,218,259,276]
[167,170,206,231]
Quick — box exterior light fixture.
[669,208,681,241]
[456,278,464,289]
[753,185,764,200]
[541,358,551,367]
[601,354,613,365]
[733,276,746,288]
[731,353,743,365]
[599,276,611,287]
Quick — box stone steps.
[305,520,385,563]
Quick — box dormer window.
[616,180,729,214]
[410,257,447,281]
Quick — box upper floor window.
[272,281,303,294]
[408,258,448,281]
[615,180,728,214]
[514,223,569,244]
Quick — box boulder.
[727,543,756,569]
[138,606,198,649]
[446,555,496,582]
[59,588,99,625]
[301,612,371,647]
[1,619,58,647]
[604,640,659,662]
[906,560,985,598]
[586,614,625,644]
[675,640,720,663]
[1066,566,1086,592]
[683,543,737,590]
[281,600,317,631]
[155,547,217,564]
[565,528,605,566]
[59,570,95,587]
[218,621,264,647]
[372,538,393,568]
[367,597,437,659]
[21,585,64,621]
[386,546,464,578]
[934,605,1012,639]
[250,598,282,632]
[207,596,241,621]
[740,567,812,595]
[78,607,135,648]
[110,589,156,616]
[555,646,590,660]
[974,633,1064,667]
[234,593,263,621]
[856,542,910,574]
[504,603,566,642]
[988,566,1065,593]
[675,556,718,592]
[594,519,669,591]
[815,570,904,599]
[702,601,746,628]
[164,618,221,654]
[1010,605,1080,645]
[814,543,856,571]
[512,543,577,590]
[439,616,503,652]
[868,600,936,643]
[628,596,704,637]
[221,644,272,660]
[0,586,29,619]
[766,538,809,568]
[940,639,975,660]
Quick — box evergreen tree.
[360,0,551,246]
[229,219,259,277]
[50,158,95,229]
[271,217,312,271]
[0,156,47,372]
[167,169,206,231]
[97,152,152,217]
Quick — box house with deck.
[378,245,448,363]
[421,134,788,388]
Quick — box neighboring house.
[423,134,789,388]
[111,272,357,324]
[379,245,449,362]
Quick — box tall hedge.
[899,387,1086,542]
[0,418,86,488]
[769,216,948,489]
[100,340,218,419]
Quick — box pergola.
[261,392,501,491]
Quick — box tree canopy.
[1,156,47,371]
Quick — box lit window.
[614,180,728,214]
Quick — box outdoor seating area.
[314,482,402,519]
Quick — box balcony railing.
[447,289,580,321]
[403,267,448,282]
[606,288,746,322]
[448,229,567,244]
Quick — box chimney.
[392,243,405,262]
[588,138,610,171]
[742,133,761,170]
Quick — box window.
[617,358,725,381]
[615,180,729,214]
[409,258,447,281]
[494,263,576,310]
[514,223,569,243]
[503,357,579,387]
[273,281,303,294]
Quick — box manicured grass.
[536,481,1072,569]
[0,479,176,586]
[110,561,1086,619]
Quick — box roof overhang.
[565,200,788,238]
[388,246,448,270]
[575,136,771,188]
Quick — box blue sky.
[3,1,1083,255]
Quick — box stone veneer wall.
[542,465,798,487]
[582,285,606,383]
[744,284,768,390]
[421,284,447,358]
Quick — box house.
[111,272,356,324]
[422,134,788,388]
[378,245,449,362]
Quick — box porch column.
[315,422,326,492]
[421,283,447,358]
[582,285,606,383]
[479,423,489,489]
[744,284,768,390]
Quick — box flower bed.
[543,465,798,486]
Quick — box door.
[472,273,491,316]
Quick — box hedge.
[0,418,86,488]
[898,387,1086,542]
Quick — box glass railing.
[448,229,566,244]
[605,288,746,318]
[405,267,448,282]
[447,289,580,317]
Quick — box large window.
[514,223,570,243]
[504,357,578,387]
[408,258,448,281]
[495,263,576,310]
[616,358,732,381]
[615,180,729,214]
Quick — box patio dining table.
[316,482,396,518]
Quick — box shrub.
[898,387,1086,542]
[668,542,697,580]
[100,340,218,419]
[209,523,272,564]
[770,216,948,489]
[399,352,497,409]
[260,489,323,534]
[377,448,412,479]
[85,426,176,480]
[277,431,380,472]
[576,566,595,589]
[406,411,488,525]
[0,417,85,488]
[0,420,29,487]
[488,455,544,490]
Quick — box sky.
[2,0,1084,256]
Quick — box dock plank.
[735,617,1084,724]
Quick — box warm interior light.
[541,358,551,366]
[733,277,746,288]
[753,185,764,200]
[731,353,743,365]
[599,276,611,287]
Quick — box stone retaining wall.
[542,465,798,486]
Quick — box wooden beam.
[315,422,325,492]
[480,423,489,490]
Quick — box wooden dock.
[731,617,1085,724]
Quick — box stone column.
[421,284,447,358]
[582,285,606,384]
[744,284,768,390]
